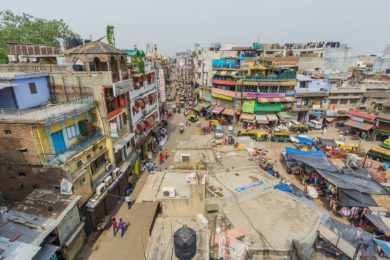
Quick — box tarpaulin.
[366,212,390,235]
[338,189,378,207]
[297,135,314,145]
[285,147,325,157]
[318,137,337,146]
[316,169,390,195]
[274,182,293,193]
[374,239,390,258]
[288,154,339,172]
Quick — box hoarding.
[158,69,166,102]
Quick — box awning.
[144,116,155,127]
[373,239,390,258]
[212,106,225,114]
[149,94,156,102]
[366,212,390,235]
[132,106,139,113]
[143,96,150,105]
[285,147,325,157]
[338,189,378,207]
[152,112,158,119]
[318,138,336,146]
[214,70,237,77]
[135,99,144,108]
[278,111,298,121]
[266,113,278,121]
[0,81,19,90]
[114,132,135,152]
[240,113,255,122]
[345,119,373,131]
[134,128,141,135]
[137,121,146,130]
[255,114,268,124]
[325,117,337,123]
[222,108,234,116]
[296,135,314,145]
[257,97,295,103]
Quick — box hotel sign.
[113,79,133,97]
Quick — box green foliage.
[0,10,79,63]
[106,25,114,46]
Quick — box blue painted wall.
[0,87,17,108]
[11,76,50,109]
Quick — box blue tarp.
[374,239,390,258]
[297,136,315,145]
[274,182,293,193]
[285,147,325,157]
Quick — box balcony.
[130,82,156,99]
[330,87,365,94]
[0,97,95,124]
[42,130,104,166]
[241,72,296,82]
[212,64,240,70]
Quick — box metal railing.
[212,64,240,69]
[42,129,103,165]
[242,72,296,81]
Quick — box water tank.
[174,225,197,260]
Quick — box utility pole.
[232,77,240,135]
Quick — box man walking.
[111,217,118,237]
[163,148,169,160]
[159,153,164,165]
[118,218,125,237]
[125,195,132,209]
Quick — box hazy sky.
[2,0,390,55]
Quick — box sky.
[2,0,390,56]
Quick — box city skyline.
[2,0,390,55]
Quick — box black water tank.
[174,225,197,260]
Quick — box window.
[18,172,26,177]
[4,130,12,135]
[66,125,77,139]
[91,154,106,175]
[91,113,97,122]
[87,154,92,160]
[79,177,86,185]
[29,83,37,94]
[77,161,83,167]
[349,99,357,104]
[340,99,348,104]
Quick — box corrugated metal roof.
[64,40,126,55]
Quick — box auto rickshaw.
[255,132,270,141]
[290,124,309,133]
[271,132,291,142]
[237,130,256,138]
[381,139,390,150]
[209,119,220,127]
[187,115,198,123]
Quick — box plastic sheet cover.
[338,189,378,207]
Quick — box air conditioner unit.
[104,176,113,186]
[181,154,190,162]
[162,187,175,198]
[96,183,107,196]
[112,167,120,179]
[105,163,113,171]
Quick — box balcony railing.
[241,72,297,81]
[42,130,104,165]
[293,104,327,111]
[212,64,240,69]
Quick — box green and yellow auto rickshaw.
[271,132,291,142]
[187,115,198,123]
[381,139,390,150]
[290,124,309,133]
[237,130,256,138]
[255,132,270,141]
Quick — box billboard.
[158,69,166,102]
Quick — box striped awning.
[257,97,295,103]
[222,108,234,116]
[214,71,237,77]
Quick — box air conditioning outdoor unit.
[162,187,175,198]
[96,183,107,196]
[104,176,113,186]
[112,167,120,179]
[181,154,190,162]
[105,163,113,171]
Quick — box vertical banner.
[158,69,166,102]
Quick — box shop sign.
[242,92,285,98]
[285,90,296,97]
[211,88,235,97]
[242,100,255,113]
[212,93,233,101]
[158,69,166,102]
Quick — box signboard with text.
[211,88,235,97]
[158,69,166,102]
[242,92,285,99]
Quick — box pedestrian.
[159,153,164,165]
[118,218,125,237]
[125,195,132,209]
[164,149,169,159]
[111,217,118,237]
[322,127,327,135]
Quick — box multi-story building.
[126,49,160,160]
[373,114,390,141]
[328,81,366,114]
[177,52,195,102]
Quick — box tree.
[0,10,79,63]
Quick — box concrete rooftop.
[223,189,321,252]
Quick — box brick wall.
[0,124,41,165]
[0,164,63,201]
